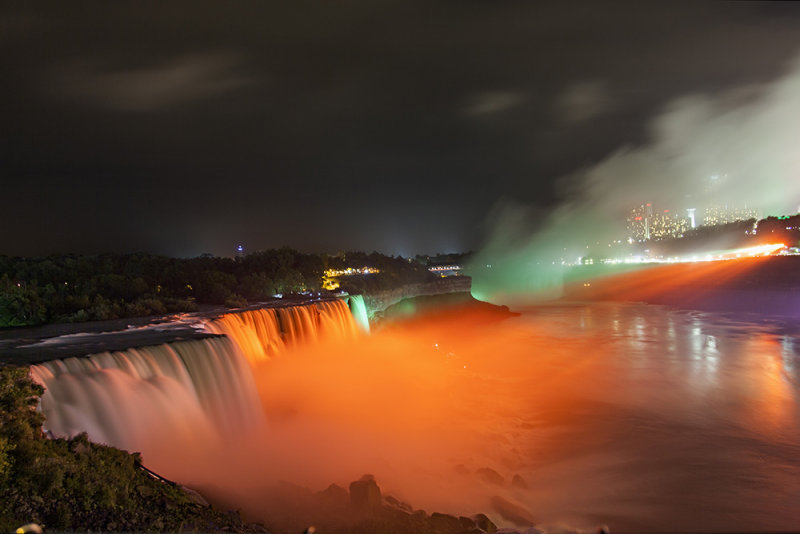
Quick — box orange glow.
[566,255,782,305]
[739,333,798,437]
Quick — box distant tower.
[235,244,245,258]
[686,208,696,229]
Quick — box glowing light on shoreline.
[582,243,787,267]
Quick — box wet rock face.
[363,278,473,317]
[491,495,537,527]
[385,495,413,513]
[316,483,349,513]
[429,512,464,533]
[349,474,382,514]
[511,474,528,489]
[472,513,498,533]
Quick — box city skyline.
[626,200,761,243]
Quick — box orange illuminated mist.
[563,244,787,306]
[30,301,550,529]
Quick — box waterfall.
[205,307,285,363]
[205,298,362,364]
[346,294,370,334]
[30,298,363,447]
[30,336,264,454]
[27,297,367,510]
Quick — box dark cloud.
[462,91,526,117]
[3,2,800,257]
[556,81,612,124]
[49,53,252,112]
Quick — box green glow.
[347,294,370,334]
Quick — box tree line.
[0,248,439,327]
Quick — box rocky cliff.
[361,276,472,319]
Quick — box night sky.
[4,2,800,258]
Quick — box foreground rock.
[314,475,607,534]
[254,474,499,534]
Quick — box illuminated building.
[324,267,380,277]
[321,266,380,291]
[627,201,758,242]
[627,203,689,242]
[702,204,759,226]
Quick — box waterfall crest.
[205,298,361,363]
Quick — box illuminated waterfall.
[205,299,362,363]
[205,307,285,363]
[346,295,370,334]
[28,298,378,522]
[30,298,363,451]
[30,336,264,455]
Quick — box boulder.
[490,496,537,526]
[349,474,382,514]
[472,513,498,533]
[316,483,349,512]
[429,512,464,533]
[476,467,505,485]
[180,485,210,506]
[385,495,414,513]
[511,474,528,489]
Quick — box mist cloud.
[471,55,800,300]
[556,80,612,124]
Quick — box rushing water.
[485,303,800,532]
[30,300,800,532]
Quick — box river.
[480,302,800,531]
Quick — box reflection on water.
[500,303,800,532]
[31,301,800,532]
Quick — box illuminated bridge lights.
[428,265,462,272]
